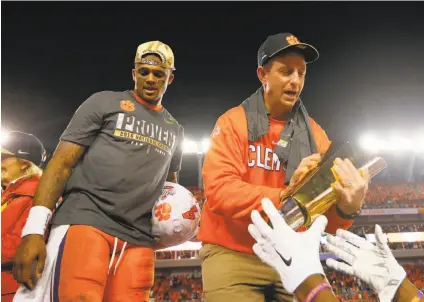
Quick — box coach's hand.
[13,234,46,290]
[290,153,322,187]
[332,158,370,215]
[249,198,327,293]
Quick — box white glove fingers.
[252,243,276,269]
[324,242,356,265]
[251,210,273,240]
[374,225,392,254]
[261,198,289,232]
[308,216,328,240]
[326,234,358,257]
[336,229,369,249]
[248,224,267,246]
[326,258,355,276]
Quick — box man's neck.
[132,90,162,107]
[147,99,162,107]
[263,92,291,121]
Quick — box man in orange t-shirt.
[197,32,369,301]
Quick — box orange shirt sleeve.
[202,109,282,220]
[309,118,354,233]
[323,204,354,234]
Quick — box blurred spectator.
[1,131,46,302]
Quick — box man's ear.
[167,72,175,86]
[132,69,136,82]
[257,66,268,86]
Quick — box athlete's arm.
[12,92,105,290]
[32,141,86,210]
[293,258,423,302]
[294,274,338,302]
[290,273,423,302]
[202,112,283,220]
[394,279,424,302]
[292,275,423,302]
[168,126,184,184]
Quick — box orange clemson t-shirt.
[197,106,353,254]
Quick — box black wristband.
[336,204,360,220]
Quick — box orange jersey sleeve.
[202,108,283,220]
[309,118,354,232]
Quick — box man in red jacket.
[1,131,46,302]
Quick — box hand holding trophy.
[278,141,387,230]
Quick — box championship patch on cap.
[134,41,175,70]
[286,35,307,49]
[286,35,300,45]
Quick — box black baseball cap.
[1,131,46,167]
[257,33,319,66]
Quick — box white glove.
[325,224,406,302]
[248,198,328,293]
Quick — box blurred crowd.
[326,268,378,301]
[349,224,424,234]
[150,263,424,301]
[363,181,424,209]
[151,270,203,302]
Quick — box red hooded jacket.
[1,175,40,299]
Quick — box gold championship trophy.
[278,141,388,230]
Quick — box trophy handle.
[360,156,388,178]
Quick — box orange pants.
[54,225,154,302]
